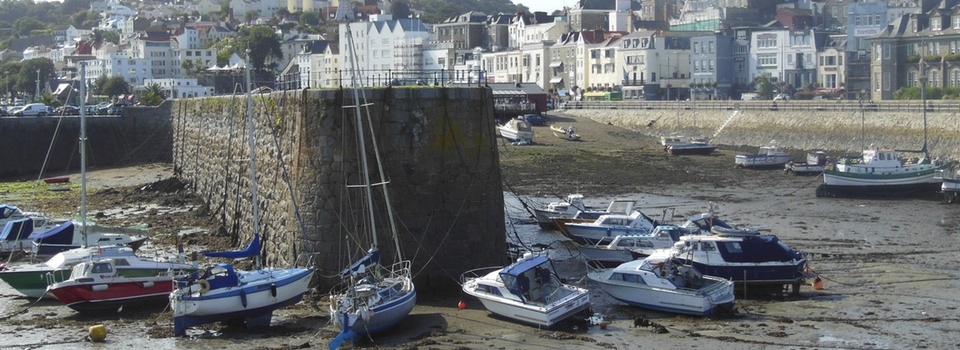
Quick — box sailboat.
[0,63,143,298]
[168,54,315,336]
[328,23,416,350]
[819,60,952,197]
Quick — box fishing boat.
[550,125,580,140]
[461,253,591,327]
[328,28,416,349]
[819,67,952,197]
[0,245,137,299]
[586,257,734,316]
[497,117,534,144]
[46,254,196,313]
[169,56,315,336]
[735,145,791,168]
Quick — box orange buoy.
[458,300,466,310]
[812,277,824,290]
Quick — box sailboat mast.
[244,51,261,263]
[344,24,379,249]
[921,57,929,155]
[79,62,88,243]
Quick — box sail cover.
[204,233,261,259]
[31,221,76,245]
[1,218,33,241]
[340,248,380,277]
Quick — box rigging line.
[31,103,70,210]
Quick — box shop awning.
[549,61,563,68]
[549,77,563,84]
[493,90,526,97]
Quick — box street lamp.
[35,69,40,102]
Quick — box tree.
[138,83,166,106]
[753,75,776,100]
[300,11,320,27]
[391,1,412,19]
[237,26,283,86]
[15,58,55,99]
[12,17,44,37]
[101,76,131,98]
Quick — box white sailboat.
[328,23,416,349]
[169,53,315,336]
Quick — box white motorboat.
[497,117,534,144]
[784,151,828,175]
[586,257,734,316]
[461,253,591,328]
[562,211,656,245]
[735,145,791,168]
[938,168,960,203]
[578,225,687,267]
[532,196,635,230]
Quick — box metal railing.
[558,99,960,112]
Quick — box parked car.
[54,105,80,115]
[13,103,51,116]
[773,93,791,101]
[97,103,124,115]
[521,113,546,126]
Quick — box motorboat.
[735,145,791,168]
[577,225,687,267]
[562,211,657,245]
[461,253,591,328]
[47,255,197,313]
[31,221,147,256]
[0,245,137,299]
[649,232,809,294]
[784,151,828,175]
[497,117,534,144]
[550,125,580,140]
[666,137,717,156]
[586,257,734,316]
[532,196,635,231]
[938,168,960,203]
[1,216,63,256]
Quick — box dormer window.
[954,17,960,29]
[932,18,941,30]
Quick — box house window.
[758,53,777,66]
[908,71,917,87]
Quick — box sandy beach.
[2,112,960,349]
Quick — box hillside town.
[1,0,959,107]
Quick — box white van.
[740,93,758,101]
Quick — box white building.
[297,40,339,88]
[338,16,434,86]
[230,0,285,21]
[143,78,215,98]
[86,52,153,86]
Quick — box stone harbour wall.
[172,87,507,291]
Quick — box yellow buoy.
[88,324,107,342]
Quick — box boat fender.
[142,280,155,288]
[91,284,109,292]
[198,279,210,294]
[270,284,277,297]
[240,289,248,308]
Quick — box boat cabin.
[499,255,557,304]
[860,149,902,167]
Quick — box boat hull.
[735,155,791,168]
[588,271,734,316]
[48,279,176,312]
[563,225,650,245]
[333,288,417,336]
[171,268,314,336]
[679,259,806,286]
[577,246,635,267]
[0,268,71,299]
[819,167,946,197]
[667,145,716,156]
[463,279,590,327]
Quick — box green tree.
[753,75,776,100]
[12,17,44,37]
[93,74,108,95]
[0,61,21,99]
[101,76,131,98]
[15,58,55,99]
[392,1,412,19]
[300,11,320,27]
[138,83,166,106]
[237,26,283,85]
